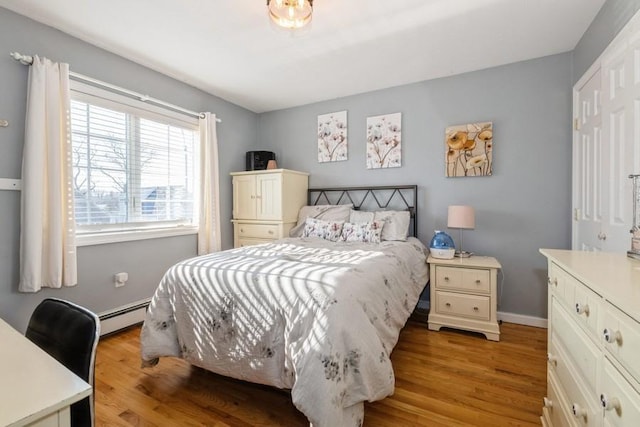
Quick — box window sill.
[76,226,198,247]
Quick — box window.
[70,82,199,244]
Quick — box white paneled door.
[574,69,604,251]
[573,14,640,253]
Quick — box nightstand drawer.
[236,237,273,247]
[434,291,490,320]
[435,266,490,293]
[237,223,280,239]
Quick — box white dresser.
[231,169,308,248]
[540,249,640,427]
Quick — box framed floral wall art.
[317,111,347,162]
[445,122,493,177]
[366,112,401,169]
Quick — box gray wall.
[0,7,257,331]
[573,0,640,83]
[257,53,574,319]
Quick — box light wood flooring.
[95,321,547,426]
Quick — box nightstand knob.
[575,302,589,316]
[473,306,479,311]
[444,276,450,281]
[475,279,481,284]
[240,228,244,233]
[445,302,451,307]
[600,393,621,411]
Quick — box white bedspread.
[140,237,429,427]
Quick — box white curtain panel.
[197,113,222,254]
[19,56,77,292]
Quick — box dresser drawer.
[602,302,640,385]
[236,223,280,239]
[434,266,490,293]
[569,278,601,343]
[601,358,640,427]
[550,333,600,427]
[434,291,490,320]
[543,371,577,427]
[551,298,600,395]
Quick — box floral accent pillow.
[289,204,353,237]
[302,217,344,242]
[340,220,385,243]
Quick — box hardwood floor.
[95,321,547,426]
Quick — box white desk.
[0,318,92,427]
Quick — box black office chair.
[26,298,100,427]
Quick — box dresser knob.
[571,403,587,419]
[444,276,450,281]
[600,393,621,411]
[575,302,589,316]
[445,302,451,307]
[473,306,479,311]
[543,397,553,408]
[250,195,256,199]
[547,352,557,366]
[240,228,244,233]
[603,328,622,344]
[475,279,481,284]
[547,277,558,286]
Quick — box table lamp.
[447,205,475,257]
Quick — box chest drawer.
[434,291,490,320]
[434,266,490,293]
[236,223,280,239]
[602,302,640,385]
[601,358,640,427]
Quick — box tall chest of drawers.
[540,249,640,427]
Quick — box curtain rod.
[9,52,221,123]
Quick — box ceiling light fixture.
[267,0,313,30]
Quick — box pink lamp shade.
[447,205,475,229]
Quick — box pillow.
[289,204,353,237]
[302,217,344,242]
[349,209,375,224]
[340,220,385,243]
[373,210,411,241]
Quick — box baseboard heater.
[98,298,151,336]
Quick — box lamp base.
[455,251,473,258]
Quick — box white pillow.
[349,209,375,223]
[373,210,410,241]
[289,204,353,237]
[302,217,344,242]
[340,220,385,243]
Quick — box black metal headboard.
[308,185,418,237]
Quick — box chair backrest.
[26,298,100,427]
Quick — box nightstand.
[427,255,501,341]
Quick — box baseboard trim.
[498,311,547,328]
[97,298,151,336]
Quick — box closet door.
[573,13,640,253]
[600,35,639,252]
[573,69,604,251]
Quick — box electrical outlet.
[114,272,128,287]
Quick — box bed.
[140,185,429,427]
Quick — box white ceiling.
[1,0,605,113]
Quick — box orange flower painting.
[445,122,493,177]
